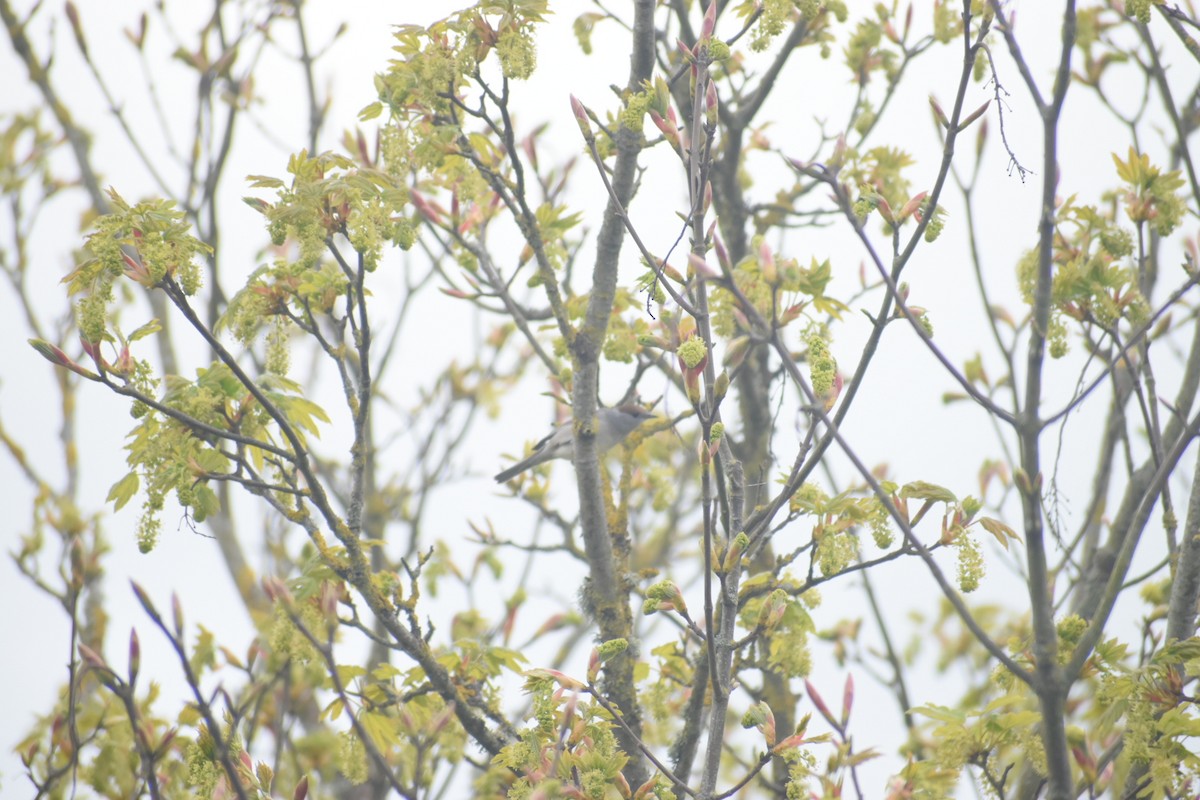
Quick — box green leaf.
[982,693,1027,713]
[189,626,217,675]
[739,571,774,599]
[486,646,528,672]
[191,485,220,522]
[275,395,331,436]
[192,448,231,473]
[1158,707,1200,738]
[812,295,850,318]
[998,710,1042,729]
[358,101,383,121]
[978,517,1021,549]
[127,319,162,342]
[245,174,286,189]
[847,748,882,766]
[337,664,369,684]
[466,132,504,167]
[360,711,400,749]
[534,202,583,240]
[911,704,965,724]
[195,363,242,398]
[107,472,140,511]
[899,481,957,503]
[321,697,344,722]
[796,257,835,298]
[371,663,402,681]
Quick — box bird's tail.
[494,454,538,483]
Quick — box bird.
[494,404,655,483]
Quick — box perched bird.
[494,404,655,483]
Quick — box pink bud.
[409,191,443,224]
[758,241,777,283]
[587,648,601,683]
[688,252,717,279]
[532,613,568,639]
[29,338,72,368]
[634,777,659,799]
[128,628,141,685]
[79,337,102,364]
[876,196,895,225]
[318,581,339,620]
[525,668,584,691]
[172,593,185,637]
[660,261,685,283]
[929,96,949,131]
[700,0,717,39]
[712,233,731,273]
[569,95,593,139]
[772,732,809,753]
[779,302,805,326]
[899,191,928,222]
[841,673,854,725]
[684,366,701,404]
[806,680,835,725]
[830,134,847,168]
[155,728,177,759]
[960,99,990,131]
[113,344,133,377]
[243,196,271,215]
[122,251,152,285]
[823,372,844,412]
[356,129,371,165]
[65,5,91,57]
[521,131,539,170]
[69,537,85,589]
[761,708,777,747]
[649,109,681,150]
[130,581,159,621]
[78,642,109,671]
[429,702,455,735]
[261,576,282,601]
[501,602,518,645]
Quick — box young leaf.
[107,472,140,511]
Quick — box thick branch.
[570,0,656,787]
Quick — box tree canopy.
[4,1,1200,798]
